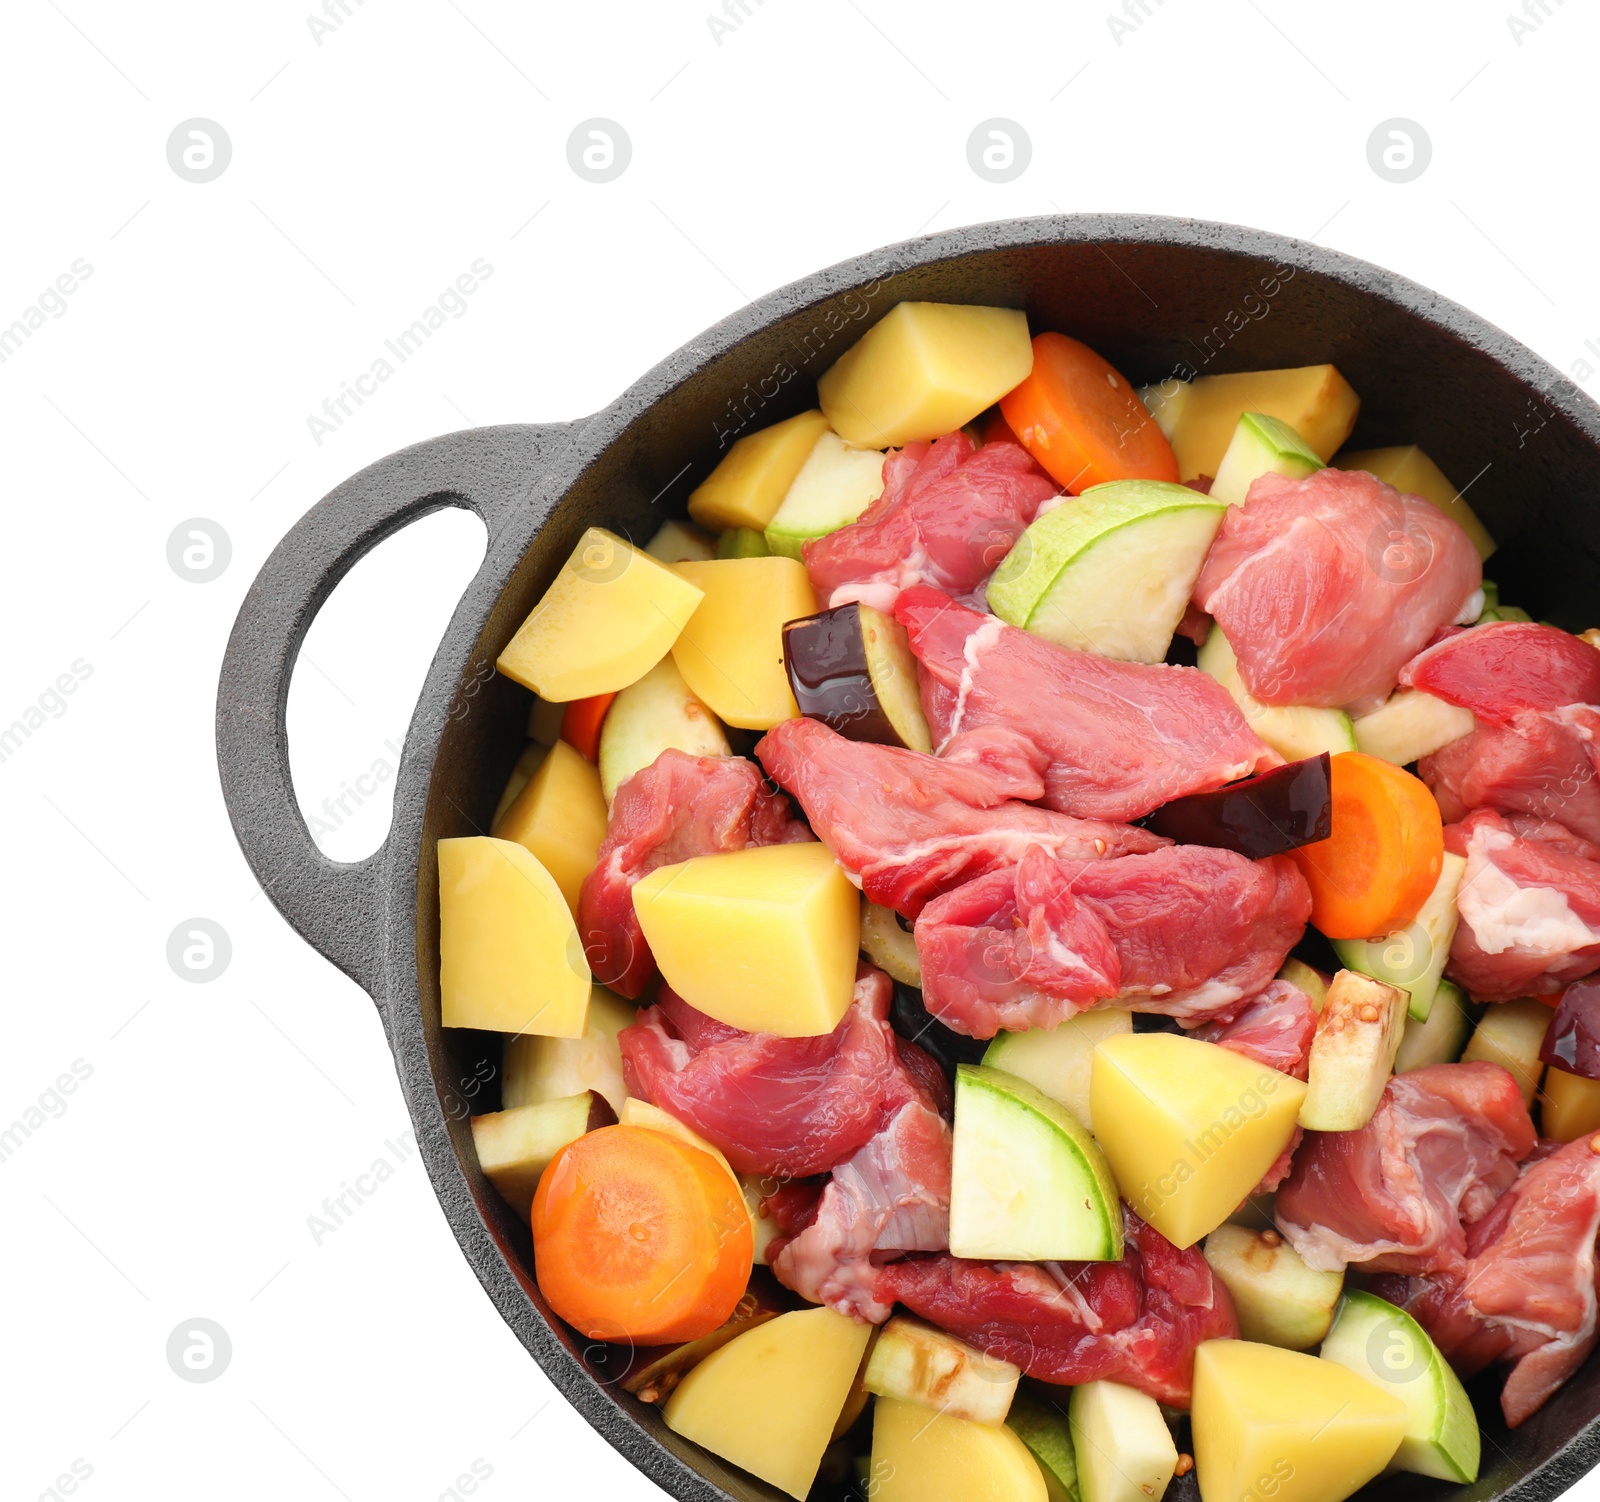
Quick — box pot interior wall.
[420,233,1600,1502]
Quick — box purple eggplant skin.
[1540,978,1600,1080]
[1139,753,1333,859]
[782,605,903,746]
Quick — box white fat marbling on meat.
[942,616,1006,748]
[1461,823,1600,958]
[1456,587,1486,625]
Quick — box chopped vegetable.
[859,896,921,986]
[1201,1223,1342,1350]
[871,1395,1048,1502]
[596,655,728,803]
[438,836,591,1035]
[558,691,615,762]
[632,842,860,1036]
[1320,1290,1480,1482]
[1144,364,1359,482]
[1139,752,1332,859]
[1351,688,1475,766]
[1208,411,1322,507]
[503,985,635,1117]
[1197,626,1357,762]
[669,556,817,729]
[1298,970,1408,1131]
[1278,958,1330,1010]
[471,1091,615,1214]
[1540,1066,1600,1141]
[763,429,884,559]
[1286,752,1444,939]
[1090,1033,1305,1249]
[1332,850,1466,1023]
[980,1009,1133,1131]
[818,302,1034,449]
[532,1124,752,1344]
[489,740,547,831]
[664,1306,872,1500]
[1068,1379,1178,1502]
[714,525,769,558]
[492,738,608,915]
[949,1064,1123,1262]
[1394,979,1473,1073]
[1006,1388,1080,1502]
[783,600,932,751]
[495,527,703,701]
[999,333,1178,493]
[987,479,1222,662]
[864,1315,1020,1424]
[644,518,717,563]
[622,1287,781,1402]
[1190,1340,1407,1502]
[687,409,830,533]
[1462,998,1550,1105]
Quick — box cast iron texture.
[217,214,1600,1502]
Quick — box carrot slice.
[560,691,617,762]
[532,1124,752,1344]
[1288,752,1444,940]
[998,332,1178,493]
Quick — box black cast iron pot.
[216,214,1600,1502]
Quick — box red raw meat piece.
[1422,706,1600,846]
[1196,978,1318,1080]
[801,432,1059,612]
[1444,809,1600,1001]
[1193,467,1482,712]
[576,751,811,997]
[873,1209,1239,1406]
[618,964,932,1179]
[912,846,1311,1037]
[768,1097,953,1323]
[754,716,1166,919]
[1276,1062,1535,1274]
[1400,621,1600,725]
[1374,1132,1600,1427]
[893,587,1277,822]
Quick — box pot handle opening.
[214,423,578,998]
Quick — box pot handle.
[215,423,577,997]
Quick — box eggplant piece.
[782,602,933,752]
[890,983,987,1079]
[861,897,922,987]
[1139,753,1332,859]
[1540,978,1600,1079]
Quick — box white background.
[2,0,1597,1498]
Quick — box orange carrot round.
[560,692,616,762]
[532,1124,752,1344]
[1289,753,1444,940]
[999,332,1178,492]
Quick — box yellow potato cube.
[818,302,1034,449]
[492,738,607,915]
[438,837,591,1036]
[870,1395,1047,1502]
[1542,1067,1600,1142]
[670,557,817,730]
[1162,365,1359,480]
[1090,1033,1305,1249]
[1462,997,1550,1105]
[664,1307,872,1500]
[687,409,832,533]
[1335,444,1497,560]
[495,528,703,701]
[632,842,858,1036]
[1191,1340,1407,1502]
